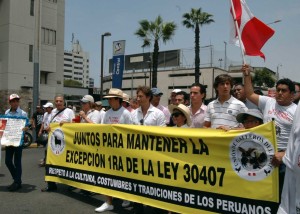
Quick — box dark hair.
[254,89,264,95]
[136,86,153,101]
[276,78,295,93]
[213,74,233,89]
[190,83,207,94]
[234,83,244,88]
[176,91,189,102]
[294,81,300,88]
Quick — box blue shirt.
[5,107,29,126]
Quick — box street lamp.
[100,32,111,99]
[276,64,282,81]
[224,41,227,70]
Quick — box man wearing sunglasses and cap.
[4,94,29,191]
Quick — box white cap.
[9,94,20,101]
[80,95,94,103]
[172,89,181,93]
[43,102,54,108]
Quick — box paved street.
[0,146,159,214]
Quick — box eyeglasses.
[140,119,144,125]
[172,112,184,118]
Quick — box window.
[30,0,34,16]
[29,45,33,62]
[42,27,56,45]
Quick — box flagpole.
[230,0,247,64]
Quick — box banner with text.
[112,40,125,88]
[0,115,27,147]
[45,122,278,214]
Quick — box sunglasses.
[172,112,184,118]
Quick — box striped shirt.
[205,96,248,129]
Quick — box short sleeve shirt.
[51,108,75,123]
[205,96,248,129]
[102,106,133,124]
[259,96,297,150]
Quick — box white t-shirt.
[259,96,297,150]
[80,109,99,124]
[277,104,300,214]
[131,104,166,126]
[102,106,133,124]
[51,108,75,123]
[95,109,106,124]
[42,112,52,130]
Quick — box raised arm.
[242,64,259,106]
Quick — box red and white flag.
[230,0,275,60]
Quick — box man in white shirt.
[189,83,207,128]
[94,101,105,123]
[132,86,166,126]
[277,104,300,214]
[38,102,53,166]
[242,64,297,196]
[95,88,133,212]
[41,95,74,192]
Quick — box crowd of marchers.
[3,64,300,214]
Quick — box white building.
[0,0,65,114]
[64,40,90,88]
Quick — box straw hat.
[168,104,191,126]
[104,88,123,99]
[236,109,263,123]
[122,93,130,103]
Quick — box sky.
[65,0,300,87]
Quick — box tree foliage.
[253,68,275,88]
[64,79,83,87]
[182,8,214,83]
[135,15,177,87]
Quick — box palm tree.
[135,15,177,87]
[182,8,214,83]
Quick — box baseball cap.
[151,88,163,96]
[9,94,20,101]
[95,101,102,106]
[172,89,181,93]
[43,102,54,108]
[80,95,94,103]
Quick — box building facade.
[0,0,65,114]
[64,40,90,88]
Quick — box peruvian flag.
[230,0,275,60]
